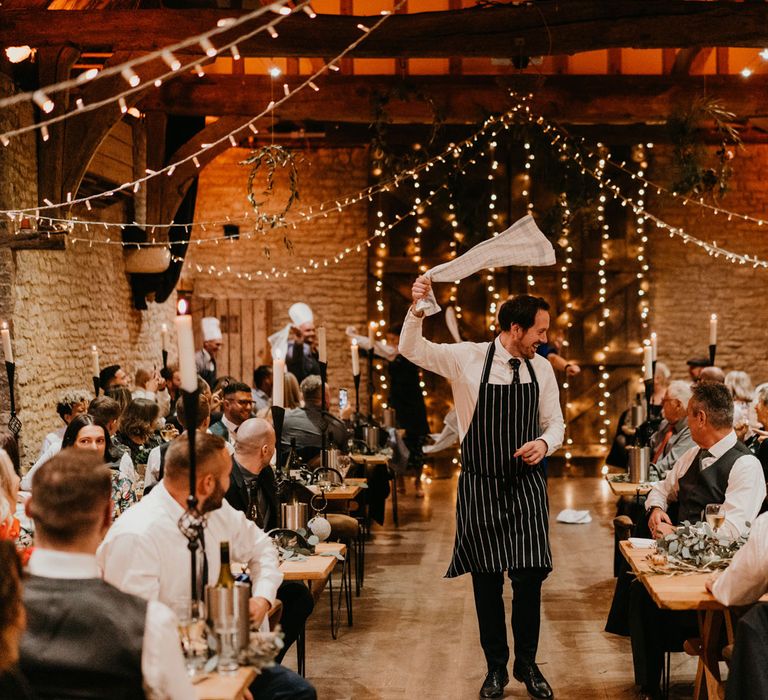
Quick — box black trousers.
[275,581,314,663]
[471,568,549,672]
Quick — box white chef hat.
[289,302,314,327]
[201,316,222,342]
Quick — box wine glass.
[705,503,726,533]
[172,598,207,677]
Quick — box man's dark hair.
[98,365,121,391]
[691,382,734,430]
[253,365,272,389]
[223,381,251,397]
[28,449,111,545]
[497,295,550,332]
[88,396,121,425]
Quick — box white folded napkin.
[628,537,657,549]
[344,327,398,361]
[415,215,555,316]
[555,509,592,524]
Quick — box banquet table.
[194,666,257,700]
[621,541,737,699]
[605,475,653,498]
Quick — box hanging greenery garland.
[240,145,301,230]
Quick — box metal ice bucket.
[630,404,646,429]
[204,581,251,652]
[281,500,308,530]
[627,445,650,483]
[363,425,380,453]
[383,408,396,429]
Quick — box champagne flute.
[705,503,726,533]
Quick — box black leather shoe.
[479,668,509,698]
[512,663,554,699]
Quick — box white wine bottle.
[216,541,236,588]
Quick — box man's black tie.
[509,358,521,385]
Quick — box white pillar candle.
[368,322,376,348]
[90,345,100,377]
[317,326,327,364]
[709,314,718,345]
[643,345,653,381]
[351,339,360,376]
[1,322,12,364]
[273,353,285,408]
[650,332,658,361]
[175,299,197,392]
[160,323,169,352]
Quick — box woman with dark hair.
[62,415,137,519]
[114,399,162,467]
[0,541,33,699]
[105,385,133,417]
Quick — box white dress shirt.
[38,427,65,460]
[97,482,282,619]
[22,445,134,491]
[645,430,766,539]
[710,510,768,606]
[398,309,565,452]
[28,548,194,700]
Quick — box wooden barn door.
[191,297,272,387]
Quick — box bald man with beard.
[226,418,315,663]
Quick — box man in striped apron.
[400,279,564,699]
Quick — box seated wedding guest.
[257,372,301,425]
[747,384,768,479]
[699,365,725,384]
[161,363,182,423]
[88,395,122,438]
[687,357,709,383]
[98,433,316,700]
[22,409,136,491]
[38,390,89,459]
[630,382,765,699]
[228,417,314,662]
[144,393,230,495]
[20,450,193,699]
[725,370,755,438]
[0,430,20,478]
[114,398,163,467]
[133,367,171,417]
[282,375,351,461]
[64,415,136,518]
[0,541,33,700]
[105,385,133,417]
[650,380,695,478]
[0,450,21,543]
[252,365,273,413]
[99,364,129,392]
[210,381,253,444]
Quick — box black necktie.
[509,358,521,385]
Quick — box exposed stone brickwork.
[648,144,768,385]
[186,146,371,407]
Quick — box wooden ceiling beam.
[138,74,768,124]
[4,2,768,57]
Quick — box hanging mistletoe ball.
[239,145,301,230]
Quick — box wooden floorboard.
[286,474,700,699]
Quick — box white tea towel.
[556,509,592,524]
[415,215,555,316]
[628,537,657,549]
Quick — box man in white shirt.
[98,432,315,700]
[20,448,193,700]
[401,279,564,700]
[631,382,765,700]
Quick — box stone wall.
[647,144,768,385]
[185,146,371,405]
[0,75,176,463]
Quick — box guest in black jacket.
[226,417,314,662]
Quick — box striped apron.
[446,341,552,577]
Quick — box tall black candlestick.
[92,376,100,398]
[367,350,374,420]
[161,349,168,372]
[272,405,285,474]
[353,373,361,417]
[180,388,201,603]
[5,361,20,438]
[320,361,328,468]
[643,378,654,433]
[709,344,716,367]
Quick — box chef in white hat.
[195,316,223,388]
[286,302,321,383]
